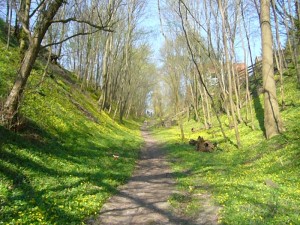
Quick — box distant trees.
[1,0,299,140]
[160,37,188,140]
[1,0,155,128]
[155,0,299,142]
[52,0,154,123]
[1,0,66,128]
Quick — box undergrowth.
[152,75,300,224]
[0,20,143,224]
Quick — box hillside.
[1,14,300,224]
[0,20,143,224]
[151,64,300,223]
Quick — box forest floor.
[87,126,220,225]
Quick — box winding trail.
[89,127,219,225]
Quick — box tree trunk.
[198,81,208,129]
[178,0,227,140]
[188,79,199,121]
[239,23,255,130]
[19,0,31,58]
[98,33,111,109]
[1,0,64,127]
[179,116,185,141]
[6,0,12,49]
[1,42,40,127]
[260,0,284,139]
[271,1,285,108]
[218,0,241,147]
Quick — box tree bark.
[1,0,65,127]
[218,0,241,147]
[260,0,284,139]
[271,0,285,108]
[6,0,12,49]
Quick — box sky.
[0,0,263,67]
[140,0,263,68]
[140,0,165,65]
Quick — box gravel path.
[88,128,219,225]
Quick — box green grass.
[0,22,143,224]
[151,75,300,224]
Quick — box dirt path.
[89,128,219,225]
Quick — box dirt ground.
[88,127,219,225]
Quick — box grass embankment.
[0,21,143,224]
[152,75,300,224]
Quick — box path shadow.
[250,77,265,135]
[90,129,218,225]
[99,190,198,225]
[0,118,136,224]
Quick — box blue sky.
[141,0,262,68]
[141,0,165,64]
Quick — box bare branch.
[42,30,100,48]
[51,17,114,32]
[29,0,47,18]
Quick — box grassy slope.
[152,73,300,223]
[0,21,143,224]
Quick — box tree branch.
[41,30,100,48]
[51,17,114,32]
[29,0,47,18]
[178,0,227,140]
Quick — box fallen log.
[189,136,215,152]
[189,139,198,146]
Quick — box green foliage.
[152,75,300,224]
[0,118,142,224]
[0,19,7,42]
[0,23,143,224]
[0,44,19,96]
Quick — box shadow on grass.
[161,132,300,224]
[0,119,139,224]
[251,78,265,135]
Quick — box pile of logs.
[189,136,215,152]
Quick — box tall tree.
[0,0,113,128]
[1,0,65,128]
[260,0,284,139]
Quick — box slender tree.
[0,0,115,128]
[260,0,284,139]
[1,0,65,128]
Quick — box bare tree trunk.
[260,0,284,139]
[198,81,208,129]
[271,1,285,108]
[175,91,185,140]
[57,4,66,59]
[113,99,120,120]
[188,74,200,121]
[6,0,12,49]
[0,0,65,127]
[6,0,9,23]
[231,66,242,123]
[1,44,39,127]
[239,23,255,130]
[77,28,84,81]
[81,31,92,90]
[98,33,112,109]
[178,0,227,140]
[203,80,212,126]
[218,0,241,147]
[179,115,185,140]
[37,27,53,87]
[19,0,31,58]
[293,0,300,86]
